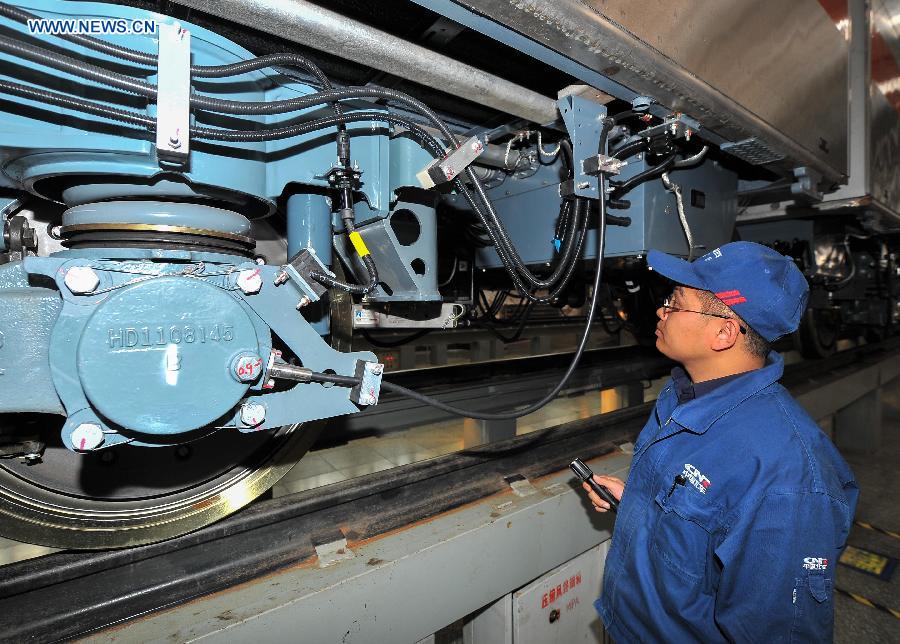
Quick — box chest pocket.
[652,483,722,582]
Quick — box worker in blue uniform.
[583,241,858,642]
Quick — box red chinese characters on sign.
[541,572,582,608]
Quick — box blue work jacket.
[597,352,858,642]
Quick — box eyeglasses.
[661,296,747,334]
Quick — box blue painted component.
[472,157,738,267]
[286,194,332,263]
[64,201,251,237]
[231,264,376,430]
[286,194,332,335]
[0,1,433,249]
[334,201,441,302]
[77,277,259,435]
[558,96,607,199]
[0,283,64,414]
[603,160,738,258]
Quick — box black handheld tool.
[570,458,619,512]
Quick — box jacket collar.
[665,351,784,434]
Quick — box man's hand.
[583,475,624,512]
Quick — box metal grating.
[721,137,787,165]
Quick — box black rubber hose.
[607,198,631,210]
[0,28,589,301]
[309,253,378,295]
[379,195,607,419]
[369,117,613,420]
[0,28,570,297]
[310,372,360,387]
[0,29,565,298]
[0,78,153,128]
[0,35,154,96]
[605,214,632,227]
[611,138,649,160]
[0,2,330,89]
[307,218,379,294]
[0,1,153,66]
[610,152,677,200]
[0,35,458,142]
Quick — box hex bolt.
[236,268,263,295]
[577,181,591,190]
[273,271,289,286]
[231,353,263,383]
[71,423,104,451]
[64,266,100,294]
[296,296,311,309]
[240,401,266,427]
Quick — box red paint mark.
[721,296,747,306]
[715,290,741,299]
[79,437,86,450]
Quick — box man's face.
[655,286,714,364]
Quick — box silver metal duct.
[173,0,560,125]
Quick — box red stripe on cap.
[722,297,747,306]
[715,290,741,298]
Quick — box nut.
[64,266,100,294]
[236,268,263,295]
[71,423,104,451]
[232,353,263,383]
[240,401,266,427]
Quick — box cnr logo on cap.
[702,248,723,262]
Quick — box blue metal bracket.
[558,95,608,199]
[233,265,377,431]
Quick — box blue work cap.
[647,241,809,342]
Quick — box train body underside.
[0,0,897,548]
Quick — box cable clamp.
[155,22,191,166]
[349,360,383,406]
[416,135,486,189]
[583,154,627,176]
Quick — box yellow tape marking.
[349,231,370,257]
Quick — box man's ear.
[710,319,741,352]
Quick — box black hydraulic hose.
[607,198,631,210]
[377,182,609,420]
[611,138,649,160]
[605,214,632,227]
[0,2,330,90]
[0,1,153,66]
[610,152,677,200]
[0,29,588,299]
[0,35,154,96]
[0,78,153,128]
[307,219,378,294]
[0,26,596,302]
[356,118,614,420]
[310,371,360,387]
[309,253,378,295]
[0,35,458,143]
[461,116,613,293]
